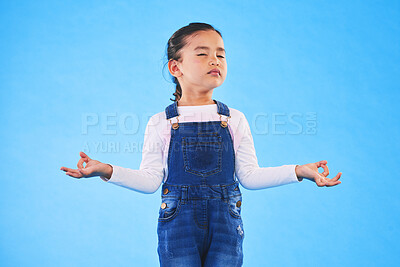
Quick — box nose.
[209,55,220,66]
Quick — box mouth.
[208,69,221,76]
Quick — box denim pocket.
[158,197,182,222]
[182,134,222,177]
[228,194,242,219]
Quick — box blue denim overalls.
[157,99,244,267]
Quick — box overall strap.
[214,99,230,117]
[165,101,179,120]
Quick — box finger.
[77,157,89,169]
[320,164,329,177]
[321,175,330,186]
[316,160,327,167]
[61,167,83,178]
[325,180,342,187]
[78,167,87,176]
[78,167,93,177]
[65,172,81,178]
[65,169,83,178]
[326,181,342,187]
[80,151,91,161]
[324,174,342,187]
[330,172,342,182]
[315,174,327,187]
[61,167,75,173]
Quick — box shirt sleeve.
[99,115,164,194]
[234,112,302,190]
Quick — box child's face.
[170,30,227,94]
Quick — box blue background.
[1,0,399,266]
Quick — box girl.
[61,22,342,267]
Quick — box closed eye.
[197,53,225,58]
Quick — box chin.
[210,79,225,87]
[207,82,223,89]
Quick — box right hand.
[295,160,342,187]
[60,151,112,179]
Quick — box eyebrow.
[193,46,226,53]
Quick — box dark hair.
[163,22,222,102]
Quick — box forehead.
[184,30,224,50]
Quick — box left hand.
[295,160,342,187]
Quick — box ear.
[168,59,183,78]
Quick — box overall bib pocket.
[158,197,182,222]
[228,193,242,219]
[182,134,222,177]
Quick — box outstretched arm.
[60,115,164,194]
[234,113,342,189]
[60,151,163,194]
[234,113,300,189]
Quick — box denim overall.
[157,99,244,267]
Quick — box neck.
[176,84,215,106]
[177,98,215,107]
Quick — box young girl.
[61,22,342,267]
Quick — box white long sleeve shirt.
[100,103,301,193]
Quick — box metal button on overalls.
[157,99,244,267]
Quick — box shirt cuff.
[100,164,118,182]
[290,164,303,182]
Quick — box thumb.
[80,151,92,161]
[78,167,90,176]
[78,165,99,178]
